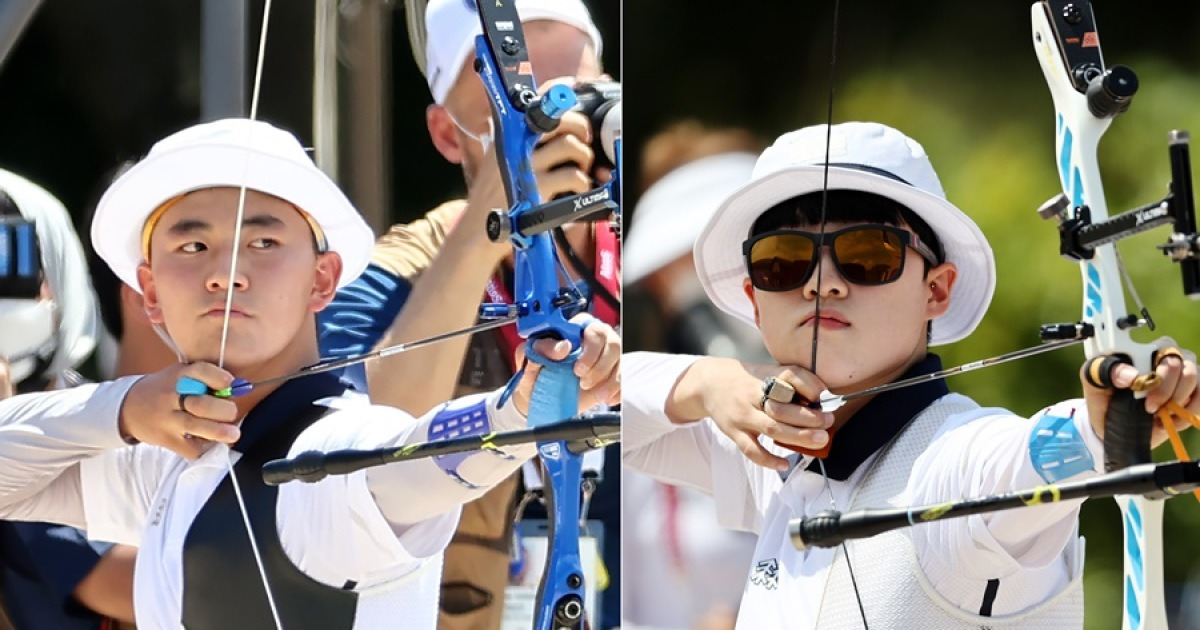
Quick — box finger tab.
[1083,354,1129,389]
[176,377,210,396]
[775,427,837,459]
[1154,346,1184,367]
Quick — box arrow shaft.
[821,338,1083,410]
[240,315,519,392]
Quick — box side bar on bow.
[471,1,619,628]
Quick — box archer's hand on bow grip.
[1082,344,1198,471]
[512,316,621,421]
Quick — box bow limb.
[471,1,618,628]
[1031,3,1164,628]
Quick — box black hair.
[749,189,945,272]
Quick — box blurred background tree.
[625,2,1200,628]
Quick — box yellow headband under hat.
[140,193,329,261]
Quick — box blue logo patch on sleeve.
[1029,412,1095,484]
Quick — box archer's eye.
[249,238,280,249]
[180,242,207,253]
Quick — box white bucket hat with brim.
[693,121,995,346]
[422,0,603,105]
[92,117,375,294]
[625,152,757,284]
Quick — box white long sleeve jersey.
[0,375,533,629]
[621,352,1103,629]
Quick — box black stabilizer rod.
[790,460,1200,551]
[262,412,620,486]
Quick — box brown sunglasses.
[744,224,939,291]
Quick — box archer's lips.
[204,306,250,318]
[800,311,850,330]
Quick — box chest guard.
[181,374,358,630]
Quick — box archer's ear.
[926,262,958,320]
[427,104,465,165]
[120,282,151,324]
[137,263,165,324]
[310,252,343,312]
[743,278,763,330]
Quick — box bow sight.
[1034,0,1200,349]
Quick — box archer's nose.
[803,249,846,299]
[206,263,248,293]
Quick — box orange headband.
[140,195,186,260]
[140,194,329,261]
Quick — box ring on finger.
[760,376,797,410]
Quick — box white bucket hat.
[625,152,757,284]
[422,0,603,104]
[693,121,995,346]
[92,117,375,294]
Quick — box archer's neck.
[829,346,930,430]
[225,329,324,419]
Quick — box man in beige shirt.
[316,0,619,627]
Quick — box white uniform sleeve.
[278,388,534,588]
[0,377,139,525]
[621,351,773,533]
[364,388,535,523]
[910,399,1101,582]
[78,444,176,546]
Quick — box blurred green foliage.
[625,2,1200,627]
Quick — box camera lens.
[573,81,622,172]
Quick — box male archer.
[0,117,620,629]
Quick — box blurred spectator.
[624,121,770,363]
[0,167,135,629]
[621,120,768,629]
[318,1,621,628]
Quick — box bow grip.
[523,339,584,428]
[1084,354,1153,471]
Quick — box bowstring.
[217,0,285,627]
[813,0,870,627]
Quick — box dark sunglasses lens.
[833,228,906,284]
[749,234,816,290]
